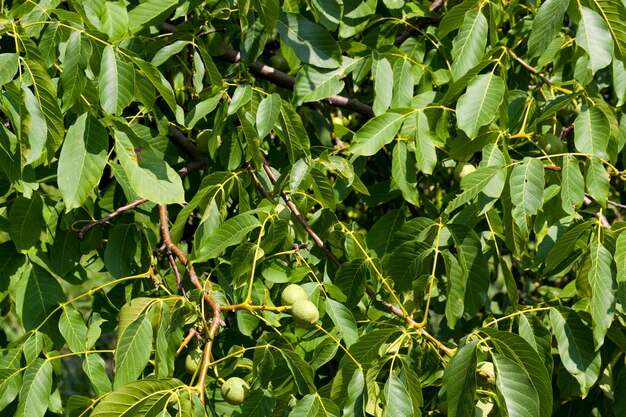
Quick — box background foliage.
[1,0,626,416]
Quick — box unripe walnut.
[291,299,319,328]
[221,377,250,405]
[185,348,202,374]
[281,284,308,306]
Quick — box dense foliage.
[1,0,626,416]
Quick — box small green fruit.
[538,134,564,155]
[185,348,203,374]
[268,55,289,72]
[281,284,308,306]
[291,299,319,328]
[454,162,476,180]
[221,377,250,405]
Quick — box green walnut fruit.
[538,133,564,155]
[291,299,319,328]
[185,348,203,374]
[268,54,290,72]
[454,162,476,180]
[221,377,250,405]
[281,284,308,306]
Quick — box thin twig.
[261,158,341,266]
[583,195,610,226]
[78,198,147,238]
[585,193,626,210]
[159,204,222,402]
[430,0,446,12]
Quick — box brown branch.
[221,48,375,118]
[159,204,222,402]
[429,0,446,12]
[169,125,200,159]
[583,195,610,227]
[543,164,561,172]
[508,50,553,87]
[366,289,455,356]
[261,158,341,266]
[78,198,147,238]
[560,124,574,141]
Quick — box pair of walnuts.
[186,284,320,405]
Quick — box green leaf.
[414,111,437,175]
[113,314,153,388]
[528,0,570,57]
[549,307,601,397]
[325,298,358,347]
[373,56,393,116]
[482,329,553,417]
[58,113,108,210]
[256,94,282,140]
[449,225,490,316]
[574,105,610,160]
[91,378,184,417]
[561,155,584,215]
[127,0,178,34]
[391,141,420,206]
[184,88,224,129]
[351,112,406,156]
[309,172,335,213]
[0,368,22,411]
[451,9,488,80]
[293,64,347,106]
[383,372,413,417]
[194,214,261,262]
[391,58,414,109]
[388,240,432,292]
[518,314,553,373]
[102,0,129,41]
[590,0,626,60]
[588,241,615,347]
[443,251,466,328]
[0,53,18,88]
[338,0,376,38]
[616,232,626,307]
[99,46,135,115]
[342,369,365,417]
[15,264,64,343]
[228,84,252,115]
[83,354,112,396]
[8,195,44,251]
[103,224,141,278]
[334,258,369,308]
[577,6,613,72]
[492,354,540,417]
[445,166,503,213]
[277,12,342,69]
[279,349,316,394]
[15,359,52,417]
[510,157,545,237]
[275,100,311,163]
[289,394,319,417]
[366,210,405,258]
[240,389,275,416]
[22,58,64,155]
[59,306,88,353]
[114,130,185,204]
[456,73,506,138]
[60,31,90,111]
[442,340,477,417]
[22,84,47,165]
[585,156,609,206]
